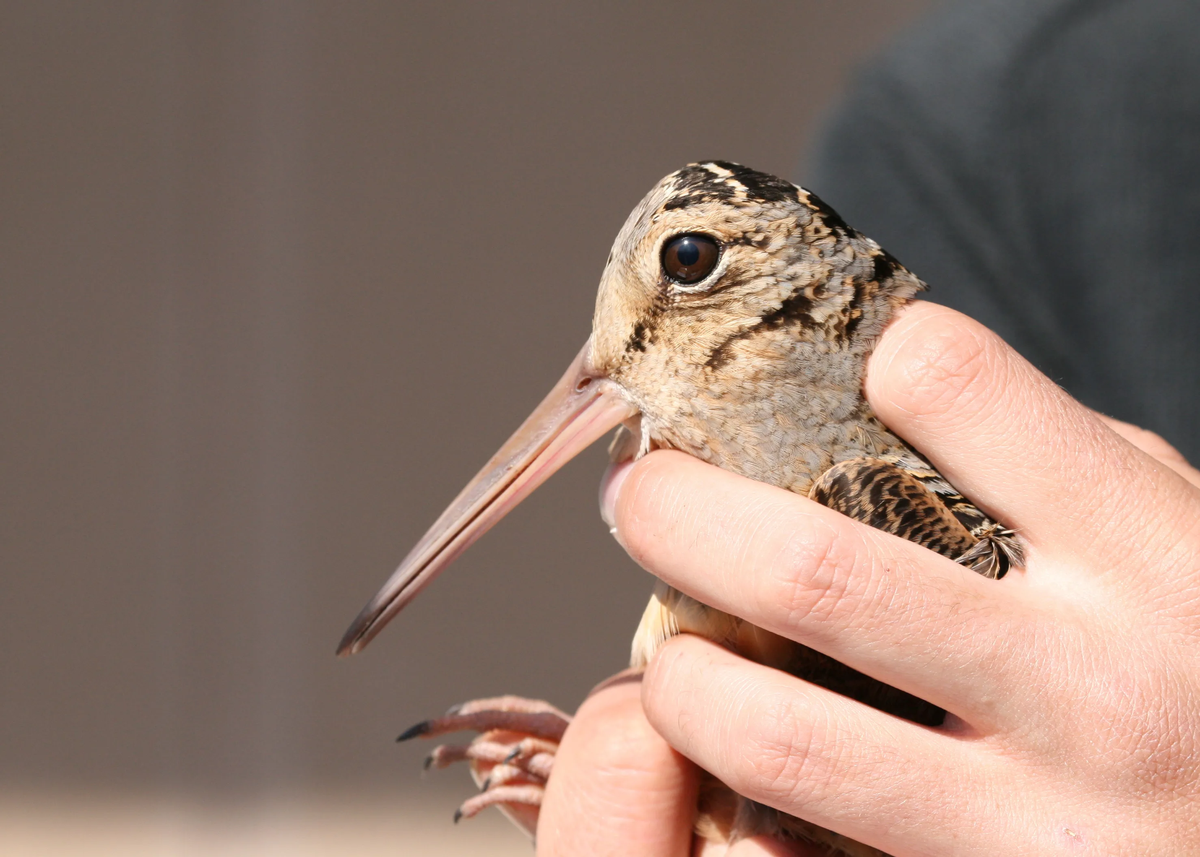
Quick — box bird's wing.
[806,451,984,564]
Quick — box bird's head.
[588,161,921,451]
[338,162,922,655]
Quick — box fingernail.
[599,460,633,530]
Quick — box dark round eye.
[661,234,720,285]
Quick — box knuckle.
[1112,664,1200,797]
[738,694,835,808]
[765,517,864,630]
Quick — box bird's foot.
[398,695,571,837]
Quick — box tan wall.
[0,0,932,840]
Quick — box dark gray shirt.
[810,0,1200,462]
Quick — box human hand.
[541,302,1200,854]
[536,669,823,856]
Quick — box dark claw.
[504,746,521,763]
[423,753,435,770]
[481,776,492,791]
[396,720,431,742]
[452,808,463,824]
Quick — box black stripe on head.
[755,288,816,331]
[624,290,669,355]
[800,189,852,234]
[705,287,816,369]
[871,249,903,282]
[625,321,649,353]
[663,164,739,211]
[840,279,868,339]
[663,162,799,212]
[707,161,799,204]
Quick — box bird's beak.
[337,340,637,656]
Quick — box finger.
[1094,413,1200,488]
[614,449,1032,725]
[727,836,821,856]
[694,840,729,857]
[643,635,1004,857]
[537,673,698,857]
[866,302,1200,571]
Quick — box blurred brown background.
[1,2,933,852]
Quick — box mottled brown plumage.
[342,162,1022,856]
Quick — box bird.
[338,161,1022,856]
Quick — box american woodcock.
[338,162,1022,856]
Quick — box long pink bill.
[337,341,637,656]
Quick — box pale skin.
[535,302,1200,856]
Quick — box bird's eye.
[661,234,720,285]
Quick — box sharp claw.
[452,808,463,824]
[423,754,435,771]
[396,720,431,742]
[504,747,520,763]
[445,702,464,716]
[481,776,492,790]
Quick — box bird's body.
[342,162,1021,856]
